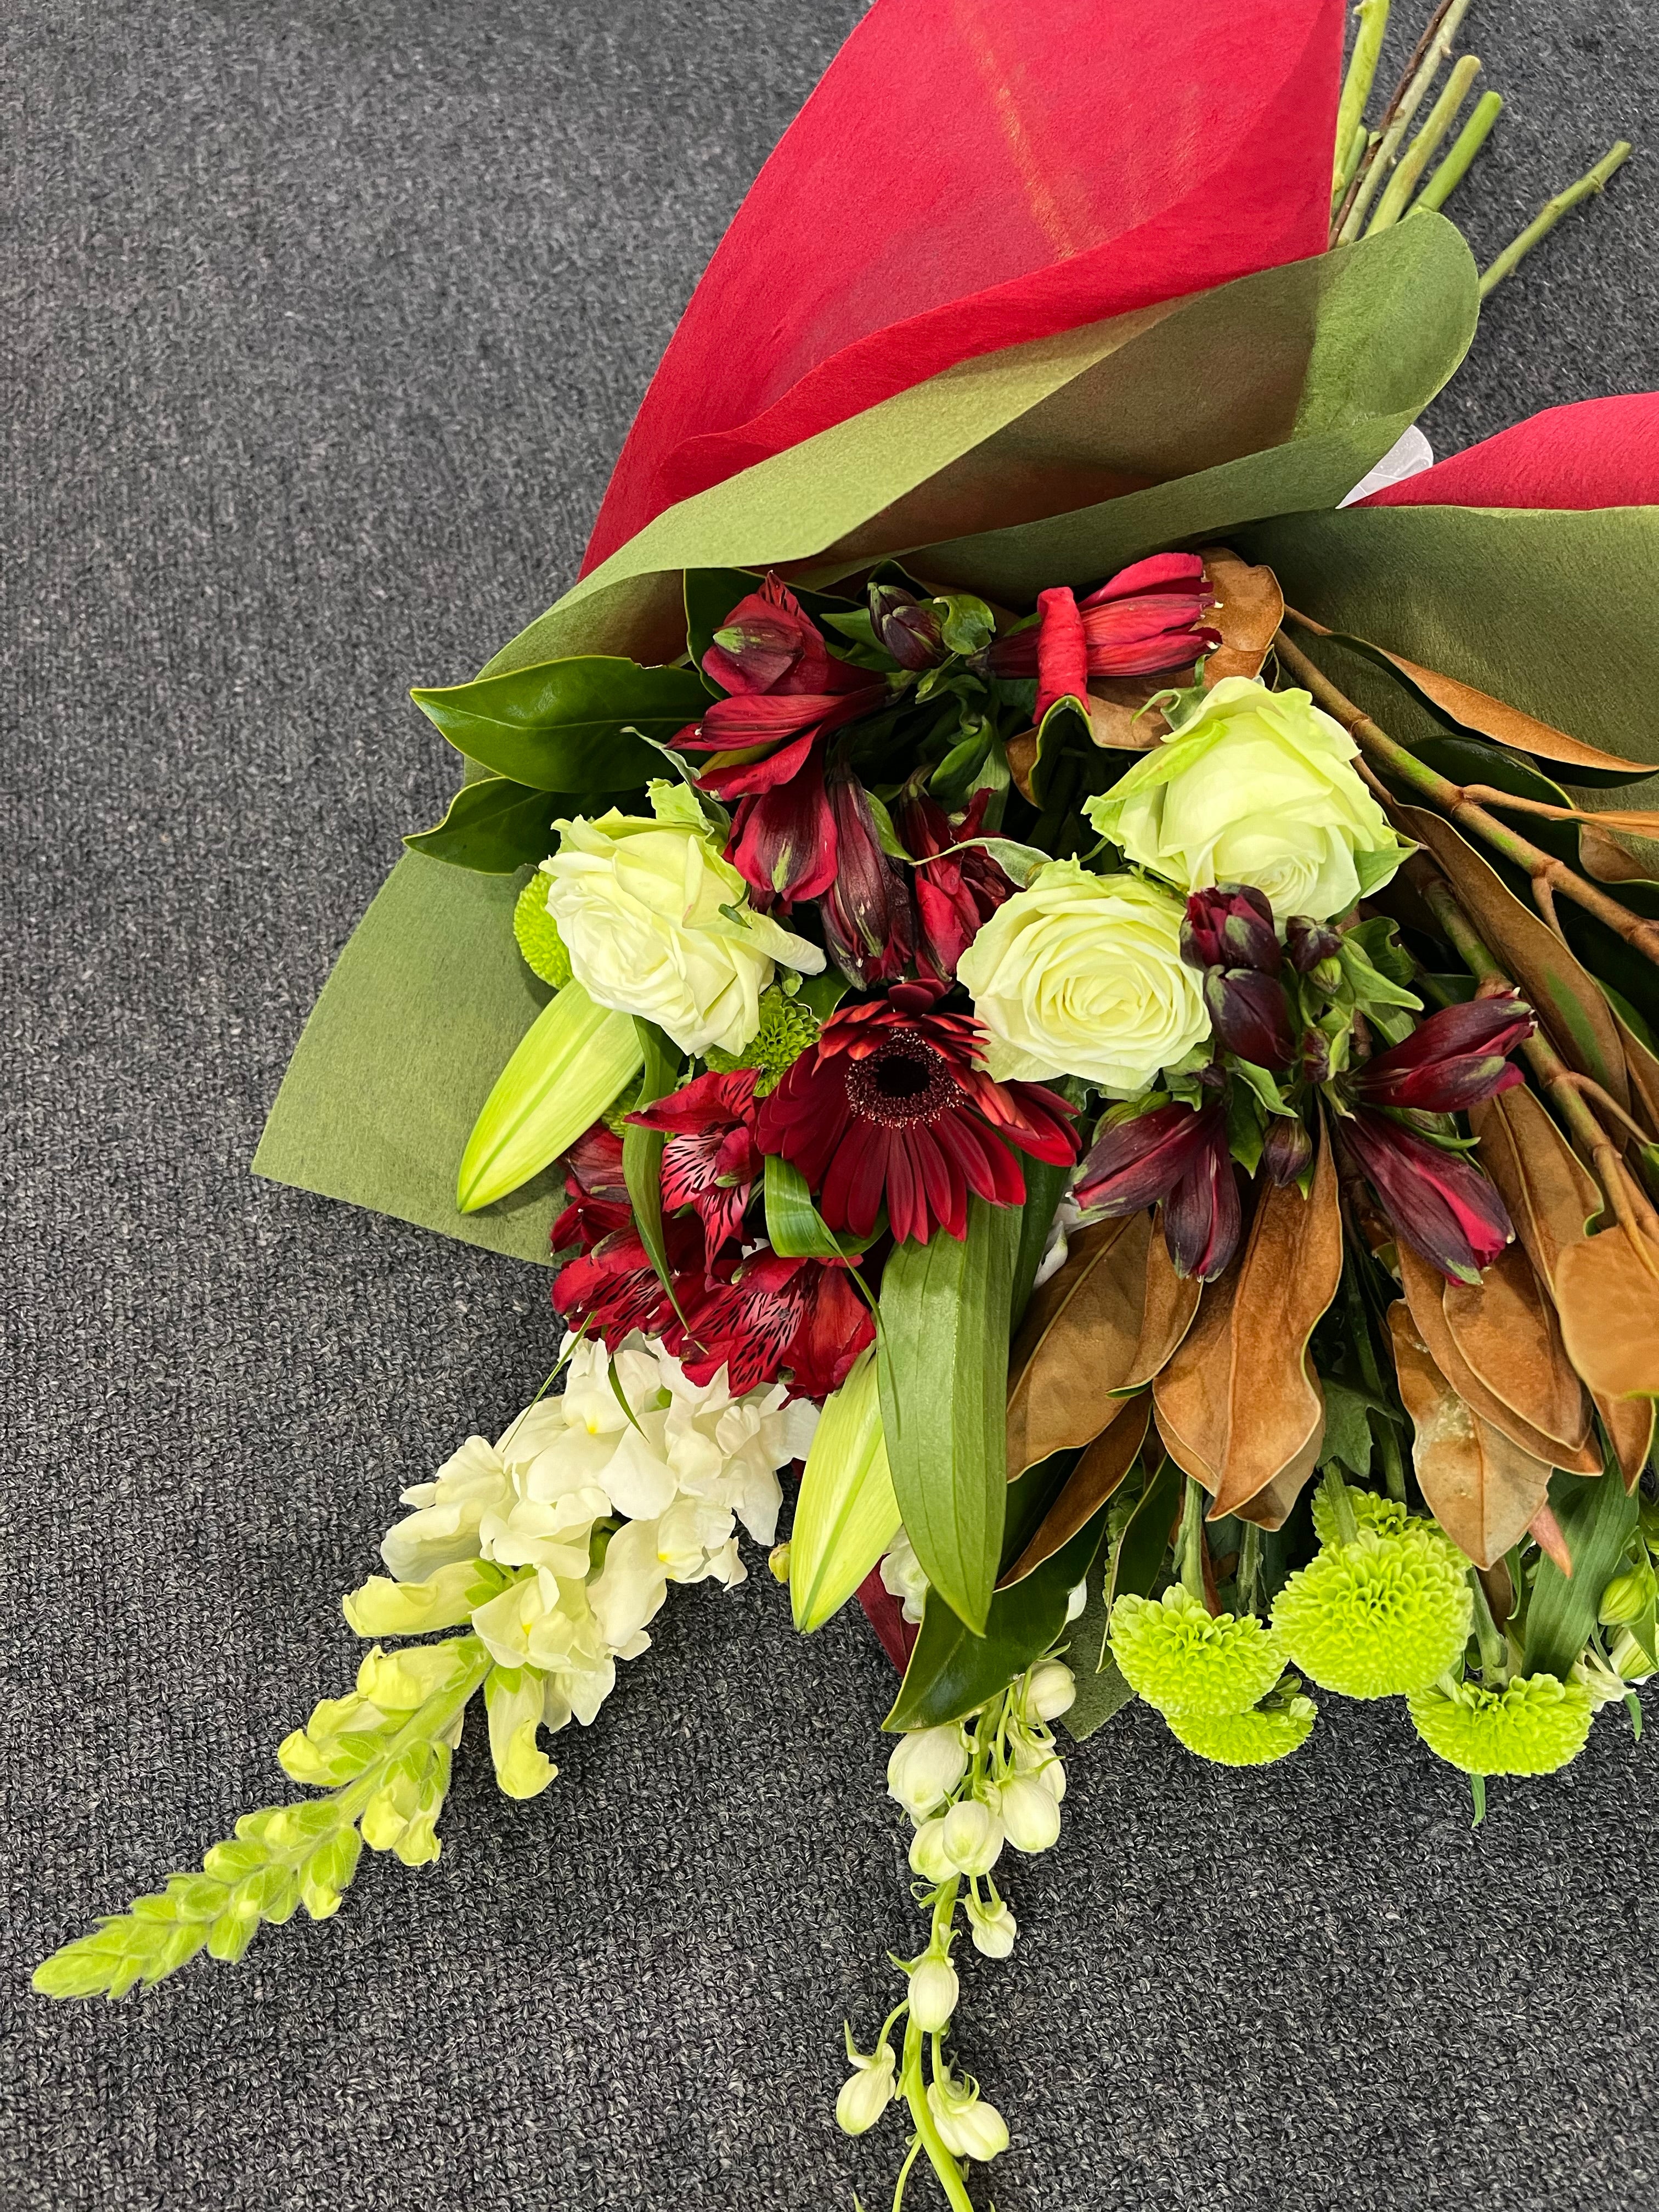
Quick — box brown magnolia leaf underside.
[1000,1395,1152,1587]
[1553,1229,1659,1404]
[1397,1244,1600,1473]
[1440,1241,1590,1452]
[1387,1305,1556,1568]
[1579,821,1656,884]
[1469,1088,1602,1290]
[1006,1211,1150,1476]
[1152,1127,1342,1518]
[1391,801,1631,1112]
[1614,1009,1659,1141]
[1198,546,1283,687]
[1114,1210,1204,1393]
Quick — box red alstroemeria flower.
[680,1250,874,1400]
[550,1124,633,1253]
[627,1068,764,1271]
[1074,1098,1241,1281]
[1356,992,1534,1113]
[1339,1111,1514,1287]
[820,770,915,986]
[989,552,1221,721]
[757,981,1076,1246]
[551,1212,704,1352]
[896,783,1014,980]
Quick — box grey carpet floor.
[4,4,1657,2208]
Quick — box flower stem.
[1341,1252,1408,1502]
[1333,0,1392,191]
[1178,1476,1211,1605]
[1468,1570,1510,1683]
[1237,1522,1265,1617]
[1336,0,1473,244]
[1273,627,1659,968]
[1321,1464,1362,1545]
[898,2010,975,2212]
[1480,141,1633,297]
[1367,52,1483,234]
[1409,89,1504,214]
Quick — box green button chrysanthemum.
[1408,1673,1596,1776]
[512,873,573,989]
[1271,1530,1472,1699]
[1310,1485,1464,1568]
[1165,1696,1317,1767]
[705,986,821,1095]
[1109,1587,1286,1717]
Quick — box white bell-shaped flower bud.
[908,1815,954,1883]
[834,2038,896,2137]
[907,1953,960,2032]
[1000,1773,1063,1855]
[1024,1658,1076,1721]
[886,1723,968,1818]
[927,2077,1011,2163]
[1065,1577,1090,1622]
[966,1893,1017,1959]
[941,1788,1003,1876]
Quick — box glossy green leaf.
[883,1505,1108,1731]
[789,1347,900,1633]
[1060,1560,1137,1741]
[410,658,710,792]
[1010,1156,1072,1333]
[877,1198,1020,1637]
[403,776,568,874]
[622,1020,684,1310]
[763,1153,844,1260]
[1106,1455,1183,1611]
[1522,1468,1637,1683]
[456,982,644,1212]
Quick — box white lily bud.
[941,1790,1003,1876]
[927,2079,1011,2163]
[834,2044,896,2136]
[1000,1773,1063,1855]
[966,1893,1017,1959]
[908,1815,954,1883]
[907,1954,960,2032]
[886,1724,968,1818]
[1024,1660,1076,1722]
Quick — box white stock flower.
[879,1530,930,1624]
[1085,676,1406,920]
[957,860,1209,1095]
[541,783,823,1057]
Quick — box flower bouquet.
[37,0,1659,2203]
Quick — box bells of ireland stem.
[907,1951,960,2032]
[886,1724,968,1819]
[1181,884,1279,974]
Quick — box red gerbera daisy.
[755,981,1076,1246]
[680,1250,874,1400]
[627,1068,764,1271]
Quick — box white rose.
[957,860,1209,1094]
[1084,675,1407,920]
[542,782,823,1057]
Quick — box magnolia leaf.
[456,983,644,1212]
[1085,675,1173,752]
[1006,1212,1150,1477]
[999,1396,1151,1588]
[1581,821,1659,881]
[1469,1088,1603,1290]
[1523,1469,1640,1681]
[411,658,710,791]
[1387,800,1630,1111]
[789,1348,900,1633]
[1229,1427,1325,1533]
[1197,546,1282,686]
[1387,1303,1557,1568]
[1553,1228,1659,1403]
[404,776,567,874]
[1615,1007,1659,1142]
[1440,1243,1592,1453]
[883,1507,1108,1733]
[878,1197,1020,1636]
[1115,1213,1203,1392]
[1397,1244,1600,1473]
[1106,1454,1184,1610]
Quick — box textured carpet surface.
[5,4,1658,2208]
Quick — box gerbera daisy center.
[844,1037,957,1126]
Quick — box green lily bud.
[1599,1568,1651,1626]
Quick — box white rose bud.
[957,862,1208,1093]
[1084,675,1407,921]
[835,2046,896,2137]
[886,1724,968,1818]
[941,1791,1003,1876]
[1000,1773,1063,1855]
[966,1894,1018,1960]
[908,1816,955,1883]
[908,1954,960,2032]
[1025,1660,1076,1722]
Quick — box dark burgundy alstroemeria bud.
[870,584,945,672]
[1358,992,1534,1113]
[1340,1110,1514,1285]
[1161,1119,1243,1282]
[703,575,838,697]
[896,783,1013,980]
[1075,1100,1220,1217]
[1301,1028,1334,1086]
[819,772,916,985]
[1203,967,1296,1069]
[1284,914,1344,977]
[1261,1113,1315,1187]
[1181,884,1280,975]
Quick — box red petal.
[1358,394,1659,513]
